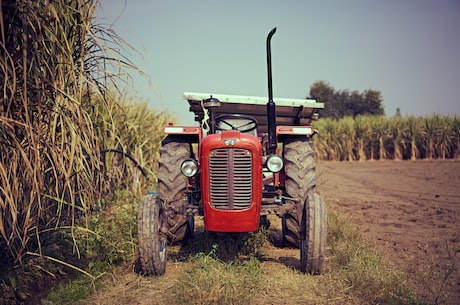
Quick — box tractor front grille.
[209,148,252,210]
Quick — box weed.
[43,276,94,305]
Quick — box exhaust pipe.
[266,27,277,155]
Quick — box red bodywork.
[200,130,263,232]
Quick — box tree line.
[308,80,385,119]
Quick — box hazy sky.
[96,0,460,124]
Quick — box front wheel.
[137,193,167,275]
[300,193,327,274]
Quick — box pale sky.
[96,0,460,124]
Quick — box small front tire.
[300,193,327,274]
[137,193,167,276]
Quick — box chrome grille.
[209,148,252,210]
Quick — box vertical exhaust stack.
[266,27,277,155]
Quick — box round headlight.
[266,155,283,172]
[181,159,198,177]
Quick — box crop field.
[314,115,460,161]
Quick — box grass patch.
[15,190,141,305]
[168,250,262,305]
[76,190,139,266]
[326,210,421,304]
[42,276,95,305]
[95,209,425,304]
[162,211,423,305]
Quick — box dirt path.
[317,160,460,305]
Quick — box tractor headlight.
[181,159,198,177]
[266,155,283,172]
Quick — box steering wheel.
[215,114,258,133]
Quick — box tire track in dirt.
[316,160,460,305]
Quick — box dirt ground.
[316,160,460,305]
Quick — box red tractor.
[137,28,327,276]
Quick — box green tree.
[362,89,385,116]
[309,81,338,118]
[308,81,385,119]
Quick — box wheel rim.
[159,240,166,262]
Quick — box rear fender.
[163,125,202,144]
[276,125,315,137]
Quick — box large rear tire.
[282,137,316,248]
[158,137,192,243]
[300,193,327,274]
[137,193,167,275]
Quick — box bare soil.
[317,160,460,305]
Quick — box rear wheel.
[137,193,166,275]
[282,137,316,248]
[282,137,327,274]
[158,137,192,243]
[300,193,327,274]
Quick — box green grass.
[326,211,419,304]
[0,189,140,305]
[43,277,95,305]
[168,253,261,305]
